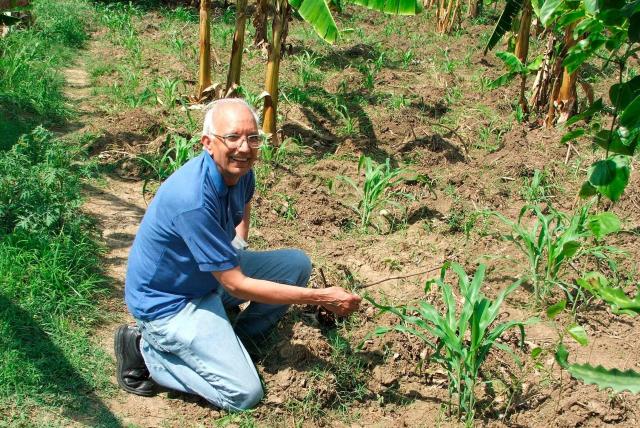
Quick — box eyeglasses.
[211,133,262,149]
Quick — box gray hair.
[202,98,260,136]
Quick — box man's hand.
[319,287,362,316]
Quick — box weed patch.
[0,0,91,147]
[0,128,114,424]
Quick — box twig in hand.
[319,267,329,288]
[358,264,442,290]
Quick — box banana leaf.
[484,0,525,54]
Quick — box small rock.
[373,366,398,386]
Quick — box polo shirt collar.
[204,151,228,197]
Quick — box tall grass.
[0,128,116,425]
[0,0,91,149]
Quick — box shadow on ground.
[0,294,123,427]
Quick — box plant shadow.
[0,294,122,427]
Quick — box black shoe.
[114,324,156,397]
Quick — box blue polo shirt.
[125,151,255,321]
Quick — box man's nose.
[237,138,252,152]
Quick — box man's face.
[202,103,259,186]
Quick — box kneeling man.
[115,98,361,410]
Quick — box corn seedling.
[491,204,622,306]
[259,137,297,166]
[274,193,297,221]
[139,134,199,194]
[519,169,557,205]
[368,262,533,423]
[338,155,407,232]
[154,77,184,108]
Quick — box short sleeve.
[245,170,255,204]
[173,208,238,272]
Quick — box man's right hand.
[319,286,362,316]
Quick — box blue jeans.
[135,248,312,411]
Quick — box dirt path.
[63,54,201,427]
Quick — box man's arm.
[212,267,361,316]
[235,203,250,241]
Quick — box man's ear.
[201,135,212,154]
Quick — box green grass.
[0,0,91,149]
[0,128,118,426]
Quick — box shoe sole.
[114,325,156,397]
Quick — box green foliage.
[483,0,525,54]
[576,272,640,316]
[0,127,89,236]
[0,128,113,424]
[0,0,91,140]
[352,0,423,15]
[138,134,200,186]
[338,156,407,232]
[555,344,640,394]
[368,263,533,423]
[491,204,621,304]
[488,53,542,89]
[520,169,556,204]
[260,137,298,166]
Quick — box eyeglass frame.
[209,133,263,149]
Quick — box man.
[116,98,361,411]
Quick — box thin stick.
[319,267,329,289]
[358,265,441,289]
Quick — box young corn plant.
[139,134,199,194]
[491,204,621,306]
[368,262,533,423]
[338,155,407,232]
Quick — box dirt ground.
[61,5,640,427]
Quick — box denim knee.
[226,379,264,410]
[289,249,312,287]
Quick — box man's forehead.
[214,104,256,125]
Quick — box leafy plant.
[260,137,297,166]
[368,262,534,423]
[488,52,542,89]
[491,204,621,305]
[274,193,297,221]
[138,134,200,193]
[576,272,640,316]
[520,169,557,204]
[338,156,407,232]
[555,345,640,394]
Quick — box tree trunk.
[546,22,578,126]
[467,0,482,18]
[262,0,288,144]
[515,0,532,113]
[529,32,554,112]
[197,0,212,98]
[226,0,249,92]
[253,0,269,47]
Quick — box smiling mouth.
[230,156,251,163]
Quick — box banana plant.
[260,0,422,143]
[197,0,212,98]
